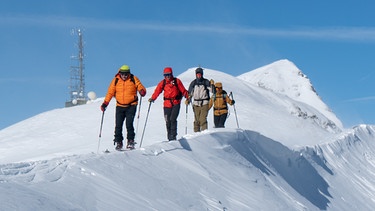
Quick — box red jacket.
[151,77,188,108]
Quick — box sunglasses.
[163,73,172,77]
[120,72,130,76]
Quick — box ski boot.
[115,141,123,151]
[126,140,135,150]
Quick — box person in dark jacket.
[149,67,189,141]
[185,67,214,132]
[100,64,146,150]
[208,82,235,128]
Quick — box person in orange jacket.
[148,67,189,141]
[101,65,146,150]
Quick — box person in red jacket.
[148,67,189,141]
[101,64,146,150]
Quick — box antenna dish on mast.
[87,91,97,101]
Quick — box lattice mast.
[66,29,87,107]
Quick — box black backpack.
[114,74,136,86]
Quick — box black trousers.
[164,103,180,141]
[214,113,228,128]
[114,105,136,142]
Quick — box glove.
[140,89,146,97]
[148,98,154,103]
[210,79,215,85]
[231,100,235,105]
[101,102,108,112]
[185,95,191,105]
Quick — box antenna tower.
[65,29,87,107]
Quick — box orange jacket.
[104,73,146,107]
[151,77,188,108]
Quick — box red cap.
[163,67,173,75]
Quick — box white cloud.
[2,15,375,42]
[343,96,375,102]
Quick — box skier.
[185,67,214,132]
[100,65,146,150]
[208,82,235,128]
[148,67,189,141]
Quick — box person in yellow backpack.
[100,65,146,150]
[208,82,235,128]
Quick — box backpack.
[213,90,229,111]
[191,78,211,100]
[114,74,136,86]
[162,77,182,100]
[213,90,227,102]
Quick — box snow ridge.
[301,125,375,210]
[2,127,375,210]
[1,60,375,210]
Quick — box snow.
[238,59,343,130]
[1,59,375,210]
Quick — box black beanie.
[195,67,203,75]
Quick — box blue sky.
[1,0,375,129]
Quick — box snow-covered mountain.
[1,59,375,210]
[238,59,343,132]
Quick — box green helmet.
[119,65,130,73]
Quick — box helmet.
[119,65,130,73]
[195,67,203,75]
[215,82,222,88]
[163,67,173,75]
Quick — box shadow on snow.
[221,130,332,210]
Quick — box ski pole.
[185,103,188,135]
[229,92,239,128]
[97,110,105,154]
[134,96,143,142]
[139,101,152,148]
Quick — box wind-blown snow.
[1,59,375,210]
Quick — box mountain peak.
[238,59,343,129]
[239,59,315,102]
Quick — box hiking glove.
[101,102,108,112]
[140,89,146,97]
[148,98,154,103]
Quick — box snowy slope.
[1,60,375,210]
[2,126,375,210]
[302,125,375,210]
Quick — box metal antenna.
[66,28,87,107]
